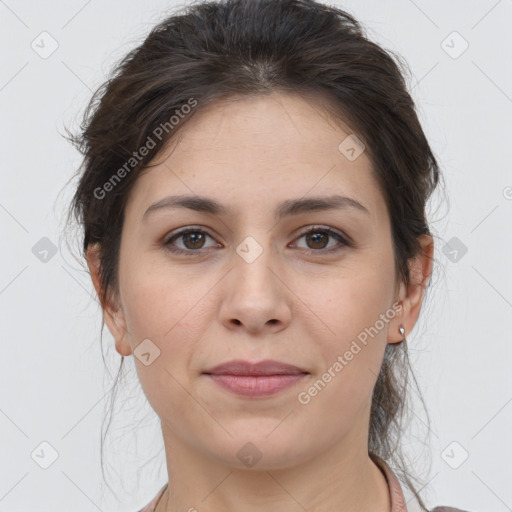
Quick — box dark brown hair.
[64,0,443,508]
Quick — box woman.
[66,0,470,510]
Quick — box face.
[90,91,429,471]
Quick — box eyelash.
[162,226,351,257]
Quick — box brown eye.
[293,226,350,253]
[181,231,206,249]
[163,228,219,255]
[305,231,329,249]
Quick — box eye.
[162,225,350,257]
[291,226,350,254]
[163,227,219,256]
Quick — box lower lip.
[205,373,308,397]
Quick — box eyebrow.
[142,193,370,222]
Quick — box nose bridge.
[218,230,292,333]
[232,232,278,296]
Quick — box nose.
[218,241,292,336]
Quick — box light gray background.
[1,0,511,511]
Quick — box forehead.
[125,91,385,224]
[158,91,355,156]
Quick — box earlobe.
[85,244,132,357]
[387,299,406,345]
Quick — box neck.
[156,425,391,512]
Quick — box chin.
[204,431,315,471]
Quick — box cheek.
[120,256,210,340]
[305,272,393,393]
[119,262,219,382]
[294,278,391,430]
[119,271,211,418]
[313,271,393,340]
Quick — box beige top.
[137,455,469,512]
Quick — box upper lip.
[203,359,309,376]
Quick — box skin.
[87,91,433,512]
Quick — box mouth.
[202,359,309,398]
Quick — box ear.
[86,243,132,356]
[388,234,434,344]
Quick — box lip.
[202,359,308,376]
[206,374,307,397]
[202,359,309,398]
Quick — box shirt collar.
[372,454,409,512]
